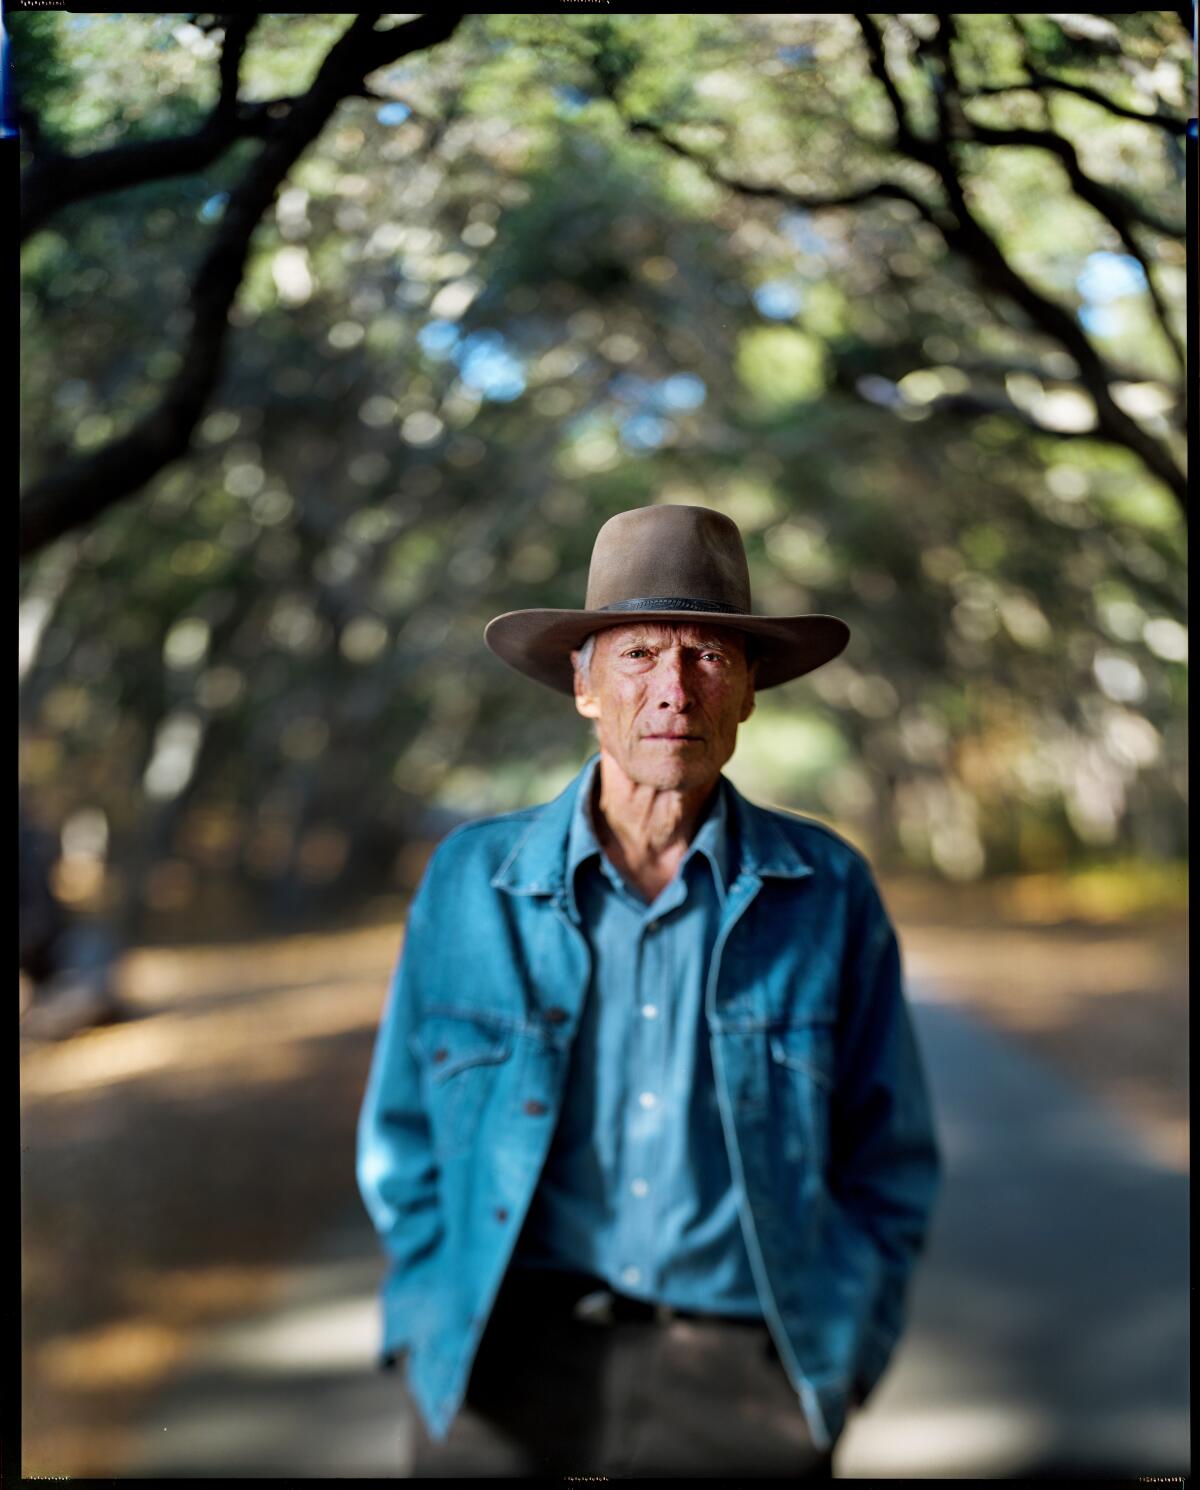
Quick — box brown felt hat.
[484,504,850,696]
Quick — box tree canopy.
[17,12,1189,932]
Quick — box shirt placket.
[617,872,687,1298]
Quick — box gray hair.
[573,631,597,688]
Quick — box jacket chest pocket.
[768,1020,835,1169]
[410,1012,514,1159]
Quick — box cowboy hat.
[484,504,850,696]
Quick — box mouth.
[643,734,704,742]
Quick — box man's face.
[572,622,756,793]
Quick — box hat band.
[598,596,745,615]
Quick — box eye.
[624,648,651,659]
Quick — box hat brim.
[484,608,850,695]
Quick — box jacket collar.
[491,752,813,898]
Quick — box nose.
[654,649,692,710]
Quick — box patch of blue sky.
[418,320,461,358]
[1076,251,1147,304]
[376,101,412,127]
[780,211,826,255]
[621,413,671,451]
[753,281,803,320]
[776,44,815,65]
[656,372,706,411]
[554,85,591,115]
[611,372,707,415]
[610,372,654,403]
[455,330,526,401]
[1078,305,1121,337]
[198,192,228,223]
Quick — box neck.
[590,751,719,875]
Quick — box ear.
[739,660,757,723]
[572,651,601,721]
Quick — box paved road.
[123,992,1189,1479]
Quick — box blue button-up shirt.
[514,755,762,1314]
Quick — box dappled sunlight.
[20,920,393,1479]
[22,924,402,1101]
[38,1317,186,1392]
[904,926,1177,1010]
[902,918,1187,1172]
[118,921,402,1008]
[131,1263,284,1324]
[842,1401,1057,1477]
[24,990,330,1099]
[194,1292,380,1376]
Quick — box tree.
[18,12,465,557]
[17,13,1189,928]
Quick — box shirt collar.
[566,755,730,918]
[492,753,813,899]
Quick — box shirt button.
[641,1004,659,1020]
[647,919,660,932]
[630,1178,649,1198]
[638,1092,657,1110]
[432,1048,449,1064]
[621,1266,641,1287]
[523,1099,548,1116]
[544,1007,569,1026]
[494,1207,508,1223]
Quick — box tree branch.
[961,116,1186,378]
[23,15,261,241]
[665,12,1189,519]
[959,120,1184,239]
[881,388,1108,441]
[916,17,1187,518]
[964,74,1188,135]
[20,16,430,240]
[627,115,947,227]
[853,11,933,162]
[20,11,467,561]
[215,14,257,120]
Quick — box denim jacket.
[356,754,940,1451]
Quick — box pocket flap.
[769,1023,835,1089]
[410,1012,513,1083]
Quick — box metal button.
[494,1207,508,1223]
[641,1003,658,1020]
[544,1006,568,1026]
[630,1178,649,1198]
[647,919,660,932]
[432,1048,448,1064]
[638,1092,657,1110]
[523,1099,548,1116]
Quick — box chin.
[633,753,712,792]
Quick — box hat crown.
[583,505,751,613]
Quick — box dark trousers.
[404,1267,836,1478]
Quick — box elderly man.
[357,504,940,1478]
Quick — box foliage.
[16,12,1189,932]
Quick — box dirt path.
[20,922,402,1477]
[885,882,1188,1172]
[19,901,1187,1477]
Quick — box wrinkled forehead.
[597,620,748,653]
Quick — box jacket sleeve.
[830,856,941,1404]
[355,863,445,1363]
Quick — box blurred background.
[17,11,1188,1479]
